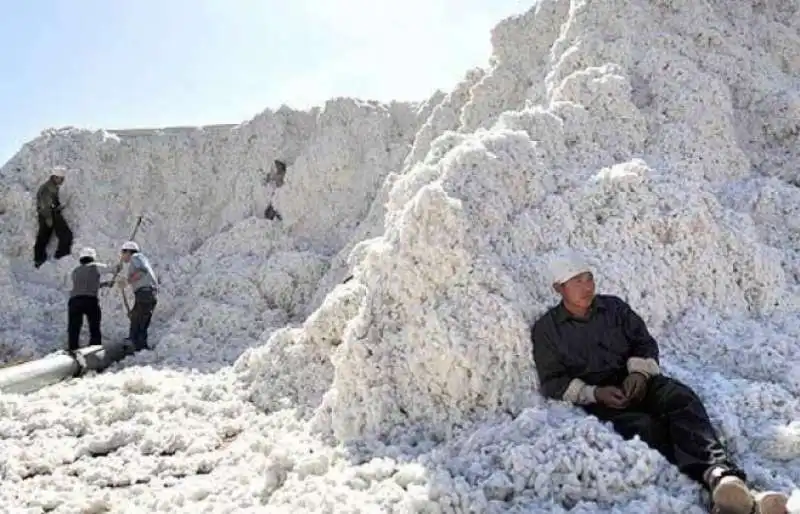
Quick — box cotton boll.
[787,489,800,514]
[0,0,799,512]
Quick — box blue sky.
[0,0,531,165]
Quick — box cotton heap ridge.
[0,0,799,512]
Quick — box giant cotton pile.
[0,1,798,512]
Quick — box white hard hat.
[549,251,592,285]
[78,247,97,260]
[120,241,140,252]
[51,166,67,178]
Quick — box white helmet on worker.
[549,251,592,285]
[50,166,67,178]
[78,247,97,260]
[120,241,140,253]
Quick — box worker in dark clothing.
[531,252,789,514]
[67,247,114,352]
[33,167,73,268]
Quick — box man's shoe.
[753,491,788,514]
[711,475,755,514]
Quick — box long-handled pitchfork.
[108,215,144,318]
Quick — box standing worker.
[67,247,114,353]
[33,166,73,268]
[117,241,158,351]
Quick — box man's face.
[120,251,132,263]
[557,271,595,309]
[52,176,64,186]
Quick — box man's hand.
[622,372,649,405]
[116,276,128,289]
[595,386,629,409]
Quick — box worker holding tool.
[116,241,159,351]
[66,247,115,354]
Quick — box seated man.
[531,252,789,514]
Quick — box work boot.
[753,491,788,514]
[706,467,755,514]
[122,338,137,355]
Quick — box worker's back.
[70,262,106,297]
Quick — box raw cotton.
[1,0,799,512]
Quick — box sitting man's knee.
[653,376,701,408]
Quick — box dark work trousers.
[129,287,157,350]
[67,295,102,351]
[33,212,73,265]
[583,375,744,488]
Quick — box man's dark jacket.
[531,294,661,404]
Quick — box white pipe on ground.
[0,340,138,395]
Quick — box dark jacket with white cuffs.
[531,294,661,405]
